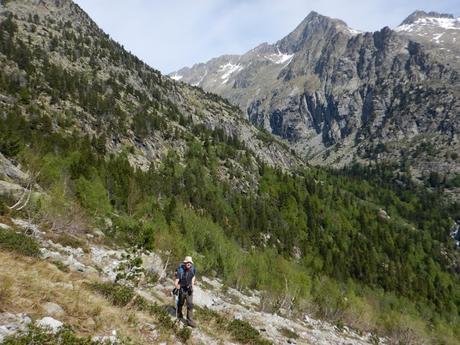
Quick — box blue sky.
[73,0,459,74]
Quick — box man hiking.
[174,256,196,327]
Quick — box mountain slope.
[171,11,460,180]
[0,0,300,177]
[1,2,460,344]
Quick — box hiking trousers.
[177,290,193,320]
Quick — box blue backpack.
[176,263,196,283]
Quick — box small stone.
[82,318,96,330]
[42,302,65,317]
[0,223,11,230]
[36,317,63,334]
[93,229,105,237]
[104,217,113,228]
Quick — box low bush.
[0,228,40,257]
[227,319,272,345]
[88,281,134,307]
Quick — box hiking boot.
[186,309,196,327]
[187,318,196,328]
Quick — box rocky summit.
[172,11,460,180]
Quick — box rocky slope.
[172,11,460,179]
[0,211,386,345]
[0,0,300,182]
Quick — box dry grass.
[0,251,172,344]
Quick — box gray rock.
[36,317,63,334]
[0,223,11,230]
[0,153,29,185]
[0,313,32,343]
[42,302,65,317]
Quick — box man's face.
[185,262,192,270]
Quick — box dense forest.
[0,6,459,343]
[1,109,459,342]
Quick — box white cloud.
[73,0,459,73]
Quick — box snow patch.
[218,63,243,84]
[266,48,294,65]
[170,73,183,81]
[346,27,362,35]
[396,16,460,32]
[433,32,444,43]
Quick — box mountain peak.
[277,11,360,53]
[396,10,460,33]
[400,10,455,26]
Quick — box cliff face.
[172,12,460,178]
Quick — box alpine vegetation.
[0,1,459,344]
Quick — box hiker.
[174,256,196,327]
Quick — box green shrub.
[195,306,225,324]
[177,326,192,342]
[75,175,111,215]
[0,228,40,257]
[228,319,272,345]
[88,281,134,307]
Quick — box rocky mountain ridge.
[0,0,301,184]
[172,11,460,181]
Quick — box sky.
[73,0,460,74]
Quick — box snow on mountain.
[266,49,294,64]
[218,62,243,84]
[170,73,183,81]
[396,15,460,33]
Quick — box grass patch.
[0,228,41,257]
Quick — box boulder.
[0,153,29,184]
[42,302,65,317]
[36,316,63,334]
